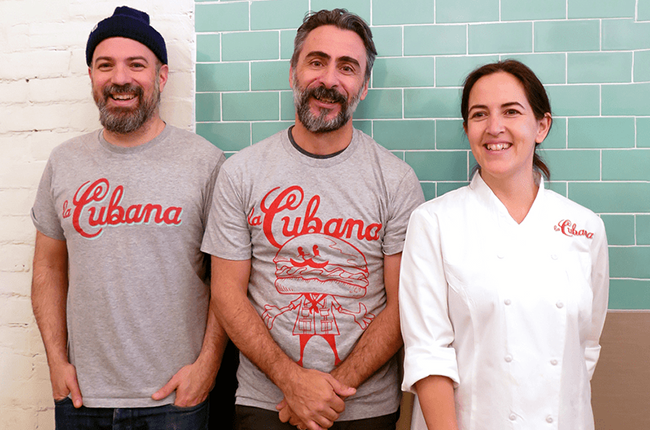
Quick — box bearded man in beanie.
[30,7,228,429]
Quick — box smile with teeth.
[111,94,136,101]
[486,143,512,151]
[314,95,338,104]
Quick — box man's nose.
[318,65,338,89]
[110,64,131,85]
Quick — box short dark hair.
[291,9,377,82]
[461,59,553,180]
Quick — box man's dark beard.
[293,79,361,134]
[94,83,159,134]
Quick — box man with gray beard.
[30,7,231,429]
[202,9,424,430]
[93,67,160,134]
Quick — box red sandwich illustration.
[274,233,369,298]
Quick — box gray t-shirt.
[31,125,225,408]
[201,128,424,420]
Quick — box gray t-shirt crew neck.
[32,125,225,408]
[202,128,424,421]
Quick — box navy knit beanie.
[86,6,167,66]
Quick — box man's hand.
[50,360,83,408]
[152,360,215,407]
[151,278,227,407]
[211,257,356,428]
[276,368,356,430]
[277,404,302,426]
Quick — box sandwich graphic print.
[252,184,380,367]
[262,233,375,366]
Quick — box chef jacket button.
[546,416,554,423]
[497,252,505,259]
[551,253,558,260]
[550,359,558,366]
[509,414,516,421]
[504,299,512,305]
[556,301,564,309]
[505,354,513,362]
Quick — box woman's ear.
[535,112,552,144]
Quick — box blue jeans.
[54,397,209,430]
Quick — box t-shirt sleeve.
[31,159,65,241]
[382,168,425,255]
[201,165,252,260]
[202,152,227,227]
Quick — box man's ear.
[158,64,169,93]
[289,66,294,89]
[359,79,369,101]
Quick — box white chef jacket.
[400,173,609,430]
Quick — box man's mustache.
[305,85,347,106]
[102,83,144,102]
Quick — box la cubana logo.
[63,178,183,239]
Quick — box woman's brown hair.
[461,59,553,180]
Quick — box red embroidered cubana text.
[69,178,183,238]
[250,186,383,249]
[554,219,594,239]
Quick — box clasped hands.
[276,367,356,430]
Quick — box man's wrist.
[193,351,222,379]
[330,365,357,390]
[273,360,305,395]
[46,352,71,368]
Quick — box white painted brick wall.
[0,1,195,428]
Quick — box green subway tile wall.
[501,0,565,21]
[468,23,532,55]
[195,0,650,309]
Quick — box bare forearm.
[212,256,352,430]
[196,297,230,379]
[330,304,402,388]
[415,375,458,430]
[211,257,297,389]
[215,287,297,388]
[31,232,69,366]
[32,271,68,363]
[331,252,403,389]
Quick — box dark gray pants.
[234,405,399,430]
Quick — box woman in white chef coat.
[399,59,609,430]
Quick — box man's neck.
[102,115,166,148]
[291,117,354,156]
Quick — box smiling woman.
[461,59,553,183]
[399,59,609,430]
[463,72,551,221]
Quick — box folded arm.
[278,253,403,427]
[211,256,353,430]
[329,252,403,388]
